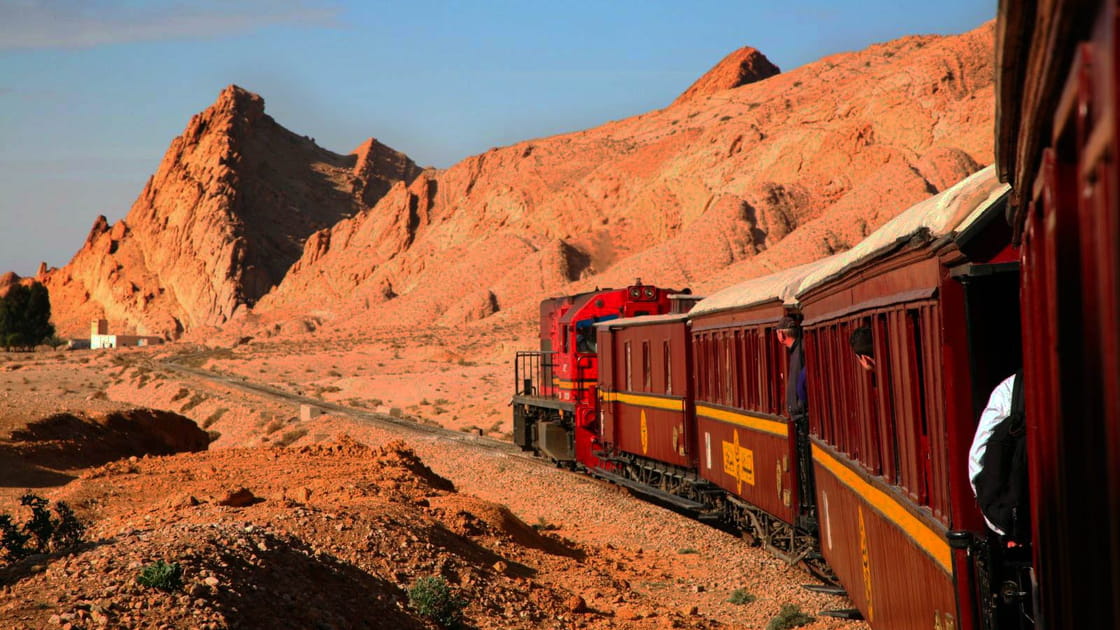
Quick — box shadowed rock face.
[43,85,421,338]
[40,22,996,338]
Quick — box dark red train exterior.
[996,0,1120,627]
[511,3,1113,627]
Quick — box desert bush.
[408,576,466,629]
[532,517,559,532]
[728,588,756,605]
[0,494,86,562]
[0,514,30,560]
[767,604,814,630]
[202,407,229,428]
[275,427,309,447]
[137,560,183,591]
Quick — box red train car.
[795,167,1013,630]
[512,281,683,469]
[594,313,706,509]
[996,1,1120,627]
[685,262,827,563]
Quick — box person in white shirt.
[968,373,1019,535]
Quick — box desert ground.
[0,327,870,630]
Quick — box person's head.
[849,326,875,371]
[775,315,800,349]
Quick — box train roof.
[687,259,829,318]
[593,312,690,329]
[794,165,1010,299]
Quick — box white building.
[89,319,163,349]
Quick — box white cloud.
[0,0,342,50]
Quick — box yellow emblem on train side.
[640,409,649,454]
[859,506,874,622]
[721,430,755,493]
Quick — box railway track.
[156,354,535,460]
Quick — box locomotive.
[512,2,1120,627]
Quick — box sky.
[0,0,995,277]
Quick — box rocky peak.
[672,47,780,106]
[351,138,425,206]
[43,86,420,338]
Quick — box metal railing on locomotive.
[514,351,558,399]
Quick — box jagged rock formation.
[43,86,421,337]
[33,22,997,337]
[256,22,996,330]
[671,47,781,107]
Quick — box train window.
[576,325,596,353]
[625,342,633,391]
[713,332,722,403]
[767,327,784,416]
[723,334,734,406]
[642,341,652,392]
[732,330,743,408]
[658,338,667,392]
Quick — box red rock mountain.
[254,22,996,331]
[43,22,995,338]
[43,86,421,337]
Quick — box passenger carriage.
[684,262,828,564]
[794,166,1015,629]
[593,311,705,510]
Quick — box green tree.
[0,281,54,351]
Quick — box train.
[513,2,1119,628]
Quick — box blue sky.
[0,0,995,276]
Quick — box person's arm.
[968,374,1017,494]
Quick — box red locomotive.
[511,282,688,469]
[512,2,1119,627]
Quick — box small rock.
[203,577,219,587]
[217,488,258,507]
[49,614,62,626]
[681,605,699,616]
[492,561,508,574]
[616,606,642,620]
[693,584,706,593]
[565,595,587,613]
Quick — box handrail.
[514,351,558,399]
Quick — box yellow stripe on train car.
[553,378,595,390]
[599,390,686,411]
[695,405,789,438]
[812,443,952,574]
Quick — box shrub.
[0,494,85,562]
[137,560,183,591]
[0,282,54,351]
[275,427,309,447]
[728,588,756,605]
[0,514,30,560]
[50,502,85,550]
[408,576,466,628]
[767,604,815,630]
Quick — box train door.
[952,262,1030,630]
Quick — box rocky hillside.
[41,86,421,338]
[39,22,995,338]
[255,22,995,331]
